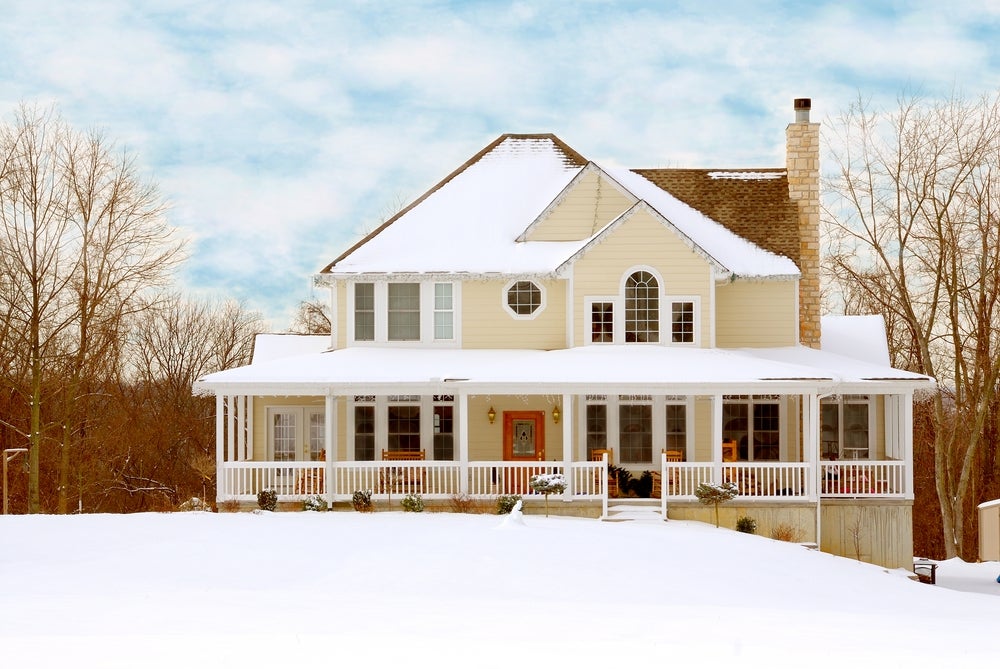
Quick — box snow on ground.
[1,511,998,668]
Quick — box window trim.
[348,280,461,346]
[502,279,546,320]
[821,395,874,460]
[347,394,458,461]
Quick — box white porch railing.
[219,459,905,504]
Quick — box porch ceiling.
[193,345,933,397]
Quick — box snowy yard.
[1,510,998,668]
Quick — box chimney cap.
[794,98,812,123]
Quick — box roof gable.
[633,168,801,265]
[322,134,587,275]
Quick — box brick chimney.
[786,98,821,348]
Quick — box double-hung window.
[821,395,871,460]
[352,281,458,344]
[723,395,781,461]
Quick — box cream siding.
[570,209,713,346]
[715,281,798,347]
[524,170,634,241]
[461,279,567,349]
[467,394,563,460]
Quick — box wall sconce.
[552,406,561,424]
[487,406,496,424]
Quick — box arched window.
[625,271,659,342]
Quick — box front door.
[502,411,545,494]
[503,411,545,461]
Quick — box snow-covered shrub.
[401,493,424,512]
[530,473,566,517]
[178,497,212,512]
[352,490,373,512]
[257,489,278,511]
[735,515,757,534]
[694,481,738,527]
[303,495,326,512]
[496,494,522,515]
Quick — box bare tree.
[289,296,331,334]
[824,92,1000,558]
[0,104,183,512]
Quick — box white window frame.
[346,394,458,461]
[266,406,326,461]
[585,296,617,344]
[722,395,784,462]
[347,280,461,346]
[667,296,700,346]
[577,394,693,466]
[502,279,546,320]
[821,395,874,460]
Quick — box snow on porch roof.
[193,345,932,396]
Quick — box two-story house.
[194,99,932,568]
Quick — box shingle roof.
[632,168,801,265]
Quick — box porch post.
[227,395,236,463]
[246,396,254,460]
[458,392,469,495]
[712,393,723,483]
[903,391,914,500]
[325,395,336,508]
[236,395,246,461]
[215,394,225,504]
[561,393,572,501]
[806,392,822,550]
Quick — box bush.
[496,494,522,515]
[401,493,424,512]
[735,515,757,534]
[303,495,326,512]
[352,490,373,512]
[770,523,804,543]
[218,499,241,513]
[257,489,278,511]
[178,497,212,512]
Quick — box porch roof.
[193,345,933,397]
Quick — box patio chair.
[591,449,617,497]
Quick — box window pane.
[586,405,607,459]
[388,405,421,452]
[619,404,652,463]
[671,301,694,343]
[820,402,839,459]
[434,283,452,309]
[723,401,748,459]
[665,404,686,452]
[753,403,779,460]
[625,272,658,342]
[388,283,420,340]
[844,402,869,459]
[308,412,325,461]
[354,406,375,461]
[272,412,296,461]
[433,405,454,460]
[507,281,541,315]
[591,302,614,343]
[355,283,374,341]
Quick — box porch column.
[246,396,254,460]
[325,395,337,507]
[712,394,723,483]
[236,395,245,461]
[903,391,914,500]
[227,395,237,463]
[215,394,225,503]
[458,392,469,494]
[561,393,572,500]
[805,393,822,550]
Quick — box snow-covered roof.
[603,167,800,278]
[325,135,587,276]
[321,134,801,280]
[251,334,330,364]
[821,314,891,366]
[194,345,932,397]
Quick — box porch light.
[552,405,561,424]
[487,406,496,424]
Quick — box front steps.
[603,498,665,522]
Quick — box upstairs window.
[388,283,420,341]
[590,301,614,343]
[354,283,375,341]
[434,283,454,340]
[506,280,542,317]
[625,271,659,342]
[671,301,694,343]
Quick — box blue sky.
[2,0,999,328]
